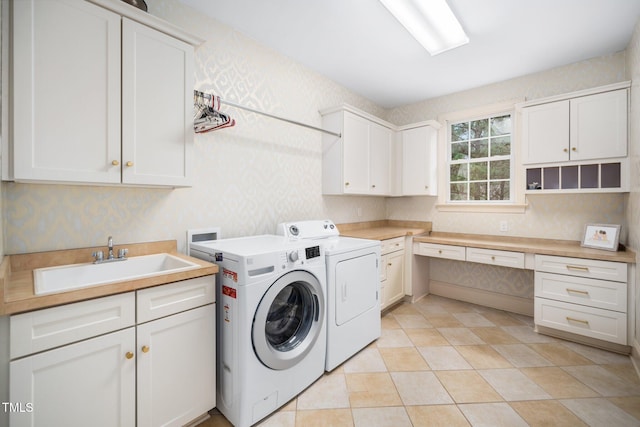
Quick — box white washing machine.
[189,234,326,427]
[277,220,381,371]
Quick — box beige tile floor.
[199,295,640,427]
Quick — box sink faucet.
[107,236,114,260]
[92,236,128,264]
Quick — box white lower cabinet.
[380,237,405,310]
[534,255,629,345]
[10,327,136,427]
[9,276,215,427]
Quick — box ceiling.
[178,0,640,108]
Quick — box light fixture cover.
[380,0,469,55]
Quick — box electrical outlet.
[499,220,508,232]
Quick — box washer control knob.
[288,251,299,262]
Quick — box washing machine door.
[253,270,325,370]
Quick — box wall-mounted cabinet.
[519,82,630,194]
[321,107,393,195]
[2,0,203,187]
[399,124,438,196]
[521,85,628,165]
[321,105,441,197]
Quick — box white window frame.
[436,100,527,213]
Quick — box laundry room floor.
[199,295,640,427]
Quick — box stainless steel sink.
[33,253,200,296]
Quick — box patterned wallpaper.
[0,0,635,257]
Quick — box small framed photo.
[581,223,621,251]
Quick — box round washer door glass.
[253,270,325,370]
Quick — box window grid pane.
[449,113,512,202]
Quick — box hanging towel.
[193,91,236,133]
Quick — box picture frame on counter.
[581,223,621,251]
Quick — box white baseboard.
[429,280,534,316]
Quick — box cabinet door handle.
[563,148,568,153]
[141,345,150,353]
[125,351,134,360]
[571,147,577,151]
[387,262,393,266]
[111,160,120,166]
[566,317,589,325]
[371,184,376,188]
[566,288,589,295]
[566,265,589,272]
[345,182,350,186]
[126,161,134,167]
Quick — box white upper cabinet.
[569,90,627,161]
[11,0,122,184]
[4,0,202,187]
[122,18,194,186]
[322,108,393,196]
[401,125,438,196]
[521,85,628,165]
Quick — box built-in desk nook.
[413,233,636,354]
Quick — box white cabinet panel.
[521,100,569,164]
[535,272,626,312]
[466,247,525,269]
[415,242,466,261]
[570,90,627,161]
[10,292,135,359]
[10,328,136,427]
[341,112,370,194]
[369,123,392,195]
[535,255,627,282]
[137,305,216,427]
[122,18,194,187]
[11,0,122,183]
[401,125,438,196]
[535,297,627,345]
[382,250,404,308]
[137,276,215,323]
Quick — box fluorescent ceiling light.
[379,0,469,56]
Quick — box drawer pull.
[566,265,590,272]
[566,288,589,295]
[438,250,442,254]
[566,317,589,325]
[491,256,496,261]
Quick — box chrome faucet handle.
[92,251,104,262]
[118,248,129,259]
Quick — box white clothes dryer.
[277,220,381,371]
[190,235,326,427]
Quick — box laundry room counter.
[336,220,432,240]
[0,240,217,315]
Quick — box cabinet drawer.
[466,248,525,269]
[10,292,135,359]
[381,237,404,255]
[137,276,215,323]
[416,242,465,261]
[535,297,627,345]
[535,255,627,282]
[535,272,626,312]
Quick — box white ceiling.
[179,0,640,108]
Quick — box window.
[448,113,512,202]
